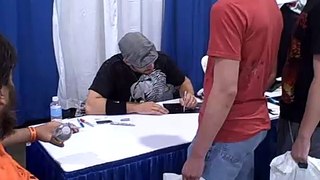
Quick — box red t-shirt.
[200,0,283,142]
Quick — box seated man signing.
[86,32,197,115]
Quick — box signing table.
[27,113,198,180]
[26,100,279,180]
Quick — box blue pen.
[80,118,94,127]
[77,118,85,128]
[267,97,279,105]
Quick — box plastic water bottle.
[52,123,72,142]
[50,96,62,122]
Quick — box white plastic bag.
[163,173,206,180]
[270,151,320,180]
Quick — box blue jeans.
[188,131,267,180]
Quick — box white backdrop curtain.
[53,0,164,109]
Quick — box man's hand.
[35,121,79,147]
[180,92,197,109]
[291,136,310,163]
[135,102,169,115]
[182,156,205,180]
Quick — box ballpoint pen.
[77,118,85,128]
[183,91,187,112]
[80,118,94,127]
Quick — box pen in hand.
[183,91,187,112]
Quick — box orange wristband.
[28,127,37,142]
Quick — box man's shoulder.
[100,54,125,68]
[96,54,129,76]
[154,51,173,67]
[212,0,264,14]
[212,0,242,10]
[157,51,170,58]
[104,53,123,64]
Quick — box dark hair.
[0,34,16,89]
[0,34,17,139]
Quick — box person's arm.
[1,121,78,147]
[85,90,168,115]
[298,55,320,138]
[292,55,320,162]
[85,90,140,114]
[85,90,107,114]
[160,54,197,108]
[179,77,197,108]
[291,3,320,163]
[1,128,31,146]
[179,77,195,97]
[189,58,239,159]
[160,53,194,96]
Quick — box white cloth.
[270,152,320,180]
[118,0,163,50]
[53,0,164,109]
[265,86,282,98]
[276,0,297,8]
[53,0,118,109]
[163,173,206,180]
[289,0,306,14]
[268,102,280,120]
[276,0,306,13]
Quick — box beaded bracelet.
[28,127,37,142]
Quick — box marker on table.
[110,122,135,127]
[80,118,94,127]
[77,118,85,128]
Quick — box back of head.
[0,34,17,139]
[0,34,16,89]
[118,32,158,69]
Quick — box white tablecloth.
[41,113,199,172]
[39,99,279,172]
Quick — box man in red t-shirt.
[182,0,283,179]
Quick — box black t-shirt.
[276,5,299,77]
[281,0,320,124]
[89,52,185,102]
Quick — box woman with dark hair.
[0,34,78,179]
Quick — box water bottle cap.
[52,96,59,102]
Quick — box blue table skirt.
[27,143,189,180]
[27,120,277,180]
